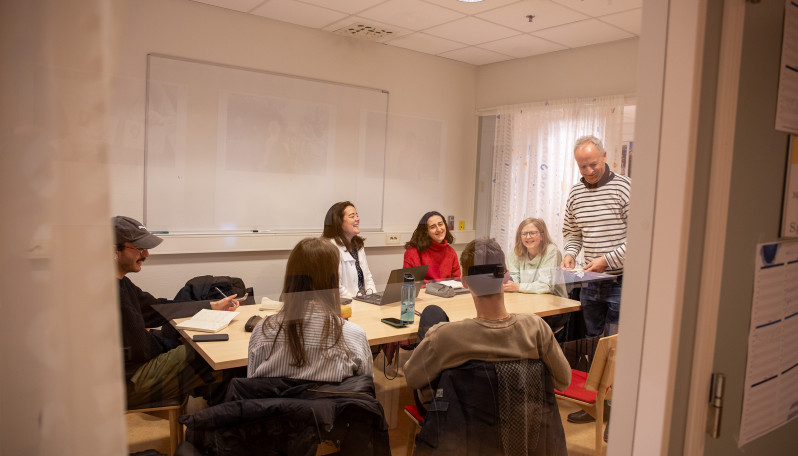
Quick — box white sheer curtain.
[490,96,626,256]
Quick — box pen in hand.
[214,286,240,309]
[214,286,228,299]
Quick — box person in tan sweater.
[403,237,571,393]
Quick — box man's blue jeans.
[580,276,622,337]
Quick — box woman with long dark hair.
[322,201,376,298]
[403,211,460,282]
[247,237,372,381]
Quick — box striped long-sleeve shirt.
[562,171,631,274]
[248,307,373,382]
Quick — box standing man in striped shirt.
[561,136,631,339]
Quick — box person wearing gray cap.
[113,216,240,409]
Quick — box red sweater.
[403,240,461,282]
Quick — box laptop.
[353,265,428,305]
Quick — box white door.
[701,0,798,453]
[615,1,798,454]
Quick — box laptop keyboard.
[353,292,383,305]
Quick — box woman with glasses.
[322,201,376,298]
[403,211,461,283]
[503,218,567,298]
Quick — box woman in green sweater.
[503,218,567,298]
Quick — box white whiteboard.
[144,54,388,233]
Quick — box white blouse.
[330,240,376,298]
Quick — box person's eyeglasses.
[521,231,540,238]
[124,246,148,254]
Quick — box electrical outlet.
[385,233,401,245]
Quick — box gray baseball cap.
[113,216,163,249]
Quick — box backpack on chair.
[174,275,252,303]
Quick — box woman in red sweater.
[403,211,461,282]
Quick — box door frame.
[611,0,742,454]
[681,0,744,453]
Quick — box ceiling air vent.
[333,23,395,42]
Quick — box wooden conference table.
[173,291,580,371]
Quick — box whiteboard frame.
[143,53,390,234]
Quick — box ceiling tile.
[298,0,386,15]
[251,0,348,28]
[477,0,588,33]
[425,16,519,45]
[191,0,265,12]
[387,32,467,55]
[423,0,521,15]
[189,0,644,66]
[599,8,642,35]
[479,33,566,58]
[439,46,513,65]
[532,18,633,48]
[550,0,642,17]
[358,0,464,31]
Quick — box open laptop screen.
[354,265,428,305]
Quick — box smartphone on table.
[380,317,408,328]
[193,334,229,342]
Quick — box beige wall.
[476,38,639,109]
[110,0,639,301]
[111,0,478,298]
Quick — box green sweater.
[507,243,567,297]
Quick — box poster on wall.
[775,1,798,134]
[738,240,798,447]
[782,136,798,237]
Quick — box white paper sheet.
[776,1,798,133]
[739,240,798,446]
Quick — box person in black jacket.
[114,216,240,409]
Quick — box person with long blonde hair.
[503,218,566,298]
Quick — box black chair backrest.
[414,359,567,456]
[179,376,390,456]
